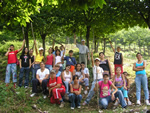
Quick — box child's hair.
[99,52,104,56]
[73,75,79,81]
[29,48,33,51]
[117,46,121,49]
[10,44,14,47]
[75,63,82,71]
[116,67,121,71]
[136,52,142,57]
[21,47,29,56]
[69,50,73,53]
[81,62,85,65]
[40,62,45,65]
[55,49,61,56]
[65,65,71,69]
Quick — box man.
[5,39,25,88]
[74,34,90,67]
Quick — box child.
[62,65,72,94]
[109,41,123,75]
[55,49,63,72]
[19,47,31,88]
[95,73,127,109]
[69,75,82,109]
[83,52,104,105]
[5,39,25,88]
[45,47,55,72]
[62,50,77,73]
[81,62,89,94]
[133,53,150,105]
[123,71,132,105]
[113,67,127,104]
[55,64,62,77]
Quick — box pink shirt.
[46,54,53,65]
[99,80,112,98]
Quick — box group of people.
[4,37,150,110]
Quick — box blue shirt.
[64,56,77,66]
[56,71,61,77]
[53,51,56,55]
[135,61,146,75]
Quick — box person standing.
[74,34,90,67]
[5,39,25,88]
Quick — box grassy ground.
[0,43,150,113]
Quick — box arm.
[74,33,77,45]
[53,55,55,68]
[52,40,55,49]
[94,82,99,92]
[5,48,10,56]
[70,84,73,93]
[34,40,38,55]
[50,84,61,90]
[77,85,82,95]
[121,54,123,66]
[111,83,118,95]
[133,63,144,71]
[91,51,94,67]
[127,79,130,89]
[42,57,45,63]
[31,56,35,66]
[20,59,22,68]
[137,61,146,69]
[42,74,49,80]
[29,59,31,68]
[18,39,25,53]
[62,72,66,81]
[121,74,127,89]
[109,41,115,53]
[69,73,73,84]
[88,52,90,60]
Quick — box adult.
[133,53,150,105]
[5,39,25,88]
[74,34,90,67]
[30,62,49,99]
[109,41,123,75]
[47,69,66,108]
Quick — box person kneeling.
[95,73,127,109]
[69,75,82,110]
[47,69,66,108]
[30,62,49,99]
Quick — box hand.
[23,39,25,42]
[8,48,10,51]
[124,86,127,90]
[34,40,36,43]
[20,66,22,69]
[111,93,115,101]
[39,79,42,84]
[53,67,55,69]
[79,79,83,83]
[29,66,31,68]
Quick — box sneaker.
[59,101,65,108]
[114,101,119,106]
[82,101,87,106]
[24,86,28,88]
[136,100,141,105]
[14,83,16,89]
[128,101,132,105]
[145,100,150,105]
[43,95,47,99]
[77,106,81,109]
[71,107,74,110]
[64,94,69,100]
[84,90,88,95]
[30,93,36,97]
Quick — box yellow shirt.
[35,54,44,62]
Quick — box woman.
[62,65,72,94]
[99,52,113,78]
[19,47,31,88]
[95,73,127,109]
[34,40,45,74]
[45,47,55,72]
[55,49,63,72]
[69,75,82,109]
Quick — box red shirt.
[46,54,53,65]
[7,50,18,64]
[47,77,65,89]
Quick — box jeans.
[45,65,53,73]
[59,66,63,72]
[5,63,17,83]
[64,81,70,94]
[69,93,82,108]
[135,74,149,100]
[118,87,128,98]
[32,78,49,95]
[34,64,40,75]
[19,67,30,87]
[30,66,35,84]
[85,79,103,104]
[99,90,127,109]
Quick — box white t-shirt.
[55,56,62,67]
[36,68,50,80]
[83,68,89,75]
[93,65,104,80]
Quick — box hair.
[81,62,85,65]
[103,73,109,77]
[48,47,53,54]
[10,44,14,47]
[123,72,127,74]
[40,62,45,65]
[116,67,121,71]
[55,49,61,56]
[29,49,33,51]
[73,75,79,81]
[136,52,142,57]
[65,65,71,70]
[75,63,82,71]
[69,50,73,53]
[21,47,29,56]
[117,46,121,49]
[99,52,104,56]
[55,46,58,50]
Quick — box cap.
[94,58,100,61]
[81,39,85,42]
[39,47,44,51]
[55,64,60,67]
[50,69,56,74]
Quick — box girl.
[55,49,63,72]
[73,63,89,94]
[69,75,82,109]
[113,67,127,104]
[34,40,45,74]
[95,73,127,109]
[62,65,72,94]
[19,47,31,88]
[123,72,132,105]
[45,47,55,72]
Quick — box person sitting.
[95,73,127,109]
[69,75,82,110]
[47,69,66,108]
[55,64,61,77]
[30,62,49,99]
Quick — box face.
[40,63,45,69]
[117,47,121,52]
[136,54,142,60]
[103,75,109,81]
[69,52,73,56]
[81,64,85,69]
[55,46,58,50]
[10,46,14,51]
[74,77,79,83]
[66,66,70,71]
[116,68,121,74]
[99,53,104,59]
[49,48,52,54]
[76,64,81,71]
[81,41,85,45]
[56,50,60,55]
[124,73,128,78]
[51,73,56,79]
[39,50,43,54]
[55,66,60,71]
[25,48,28,54]
[29,49,33,55]
[95,60,100,66]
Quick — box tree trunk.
[124,45,125,51]
[94,39,96,52]
[115,40,116,50]
[86,26,91,49]
[41,34,46,57]
[96,42,99,53]
[25,23,29,49]
[103,38,106,54]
